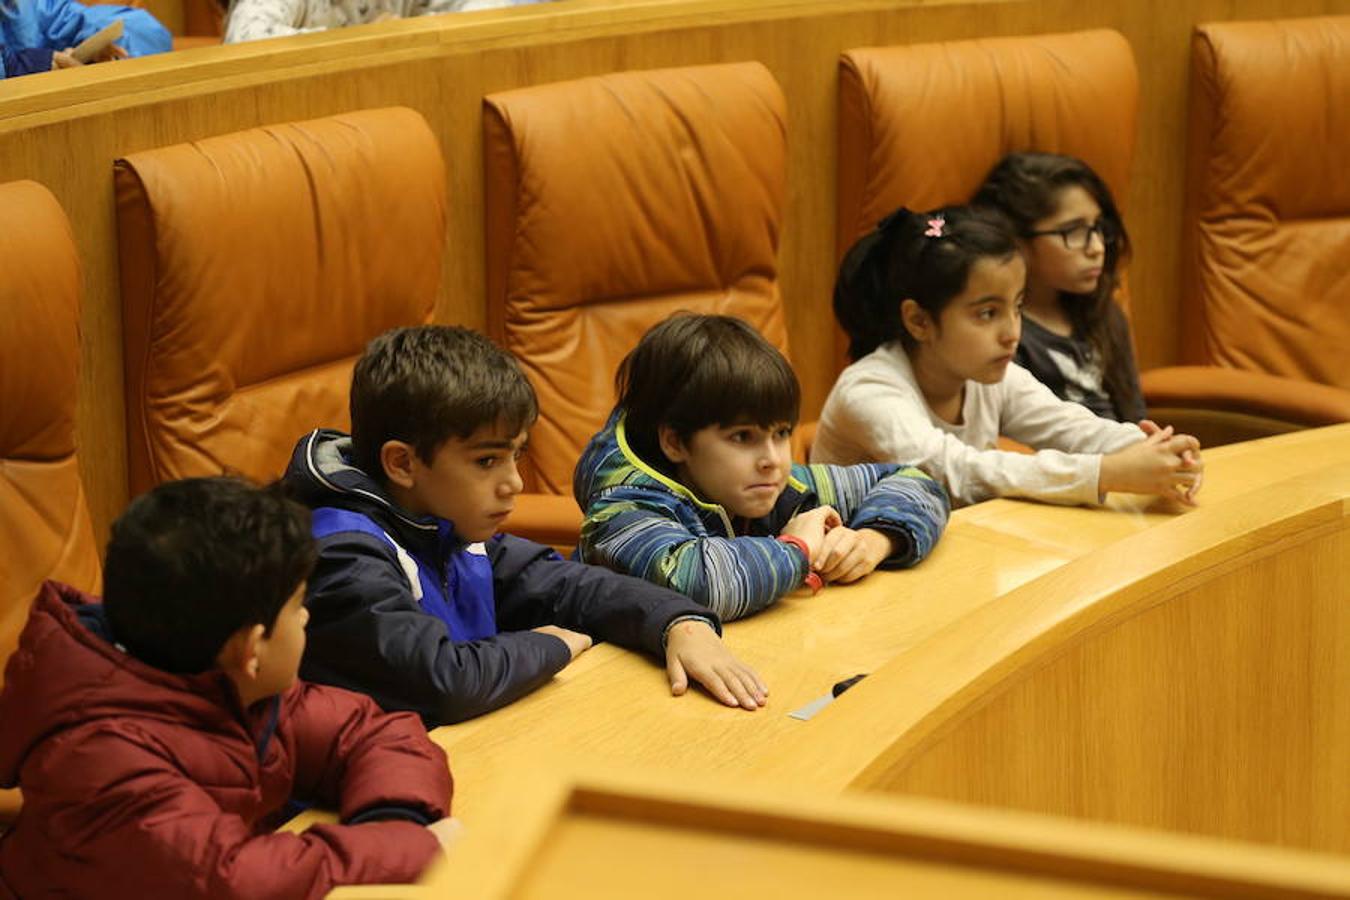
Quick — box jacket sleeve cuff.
[3,47,55,78]
[661,614,720,648]
[345,804,437,827]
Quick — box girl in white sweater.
[812,206,1203,508]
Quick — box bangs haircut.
[351,325,539,480]
[103,477,317,675]
[617,314,800,471]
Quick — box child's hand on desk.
[780,504,841,561]
[51,51,83,69]
[532,625,592,661]
[664,619,767,711]
[1139,419,1204,504]
[813,527,896,584]
[1101,423,1203,505]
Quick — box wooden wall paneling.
[4,0,1350,542]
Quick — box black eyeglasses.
[1027,218,1117,251]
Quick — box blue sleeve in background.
[1,0,171,60]
[73,2,173,57]
[0,43,54,78]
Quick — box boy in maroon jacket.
[0,477,455,899]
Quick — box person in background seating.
[973,152,1146,423]
[223,0,553,43]
[0,0,170,78]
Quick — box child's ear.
[379,440,417,489]
[216,623,266,682]
[657,425,690,464]
[900,298,935,344]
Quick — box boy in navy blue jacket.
[283,326,766,725]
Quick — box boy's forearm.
[424,630,572,725]
[851,474,950,562]
[494,533,713,654]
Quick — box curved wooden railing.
[768,460,1350,855]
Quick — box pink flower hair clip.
[924,216,946,238]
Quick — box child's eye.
[976,307,997,322]
[775,426,793,440]
[513,445,528,461]
[729,430,753,443]
[476,456,500,469]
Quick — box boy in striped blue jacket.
[573,314,951,622]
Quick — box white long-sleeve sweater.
[224,0,548,43]
[811,342,1144,508]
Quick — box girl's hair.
[834,205,1020,361]
[616,313,800,471]
[972,152,1135,411]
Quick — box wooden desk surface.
[428,424,1350,825]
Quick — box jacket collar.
[581,410,814,538]
[288,429,467,561]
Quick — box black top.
[1015,303,1146,423]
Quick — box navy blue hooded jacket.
[283,429,718,726]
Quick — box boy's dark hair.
[616,313,800,470]
[834,205,1020,360]
[972,152,1135,413]
[103,477,317,675]
[350,326,539,480]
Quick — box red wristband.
[776,534,824,594]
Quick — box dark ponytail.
[834,205,1020,361]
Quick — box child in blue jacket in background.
[573,313,951,622]
[1,0,170,78]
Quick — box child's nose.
[501,461,525,495]
[762,440,788,470]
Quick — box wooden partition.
[270,429,1350,894]
[3,0,1349,543]
[406,427,1350,824]
[766,462,1350,855]
[328,768,1350,899]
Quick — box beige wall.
[2,0,1347,544]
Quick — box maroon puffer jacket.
[0,582,452,899]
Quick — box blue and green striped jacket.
[572,411,951,621]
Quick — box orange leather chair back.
[115,107,444,495]
[837,29,1139,259]
[1181,16,1350,389]
[0,181,100,690]
[483,62,790,495]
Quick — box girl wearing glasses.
[813,205,1202,508]
[973,152,1145,423]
